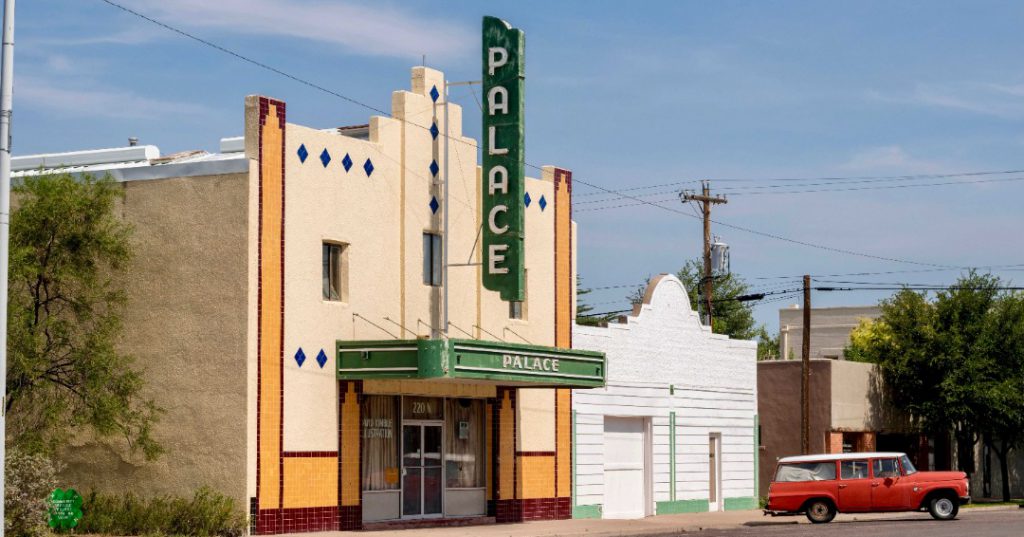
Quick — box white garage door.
[603,417,647,519]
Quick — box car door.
[871,457,908,511]
[837,459,872,512]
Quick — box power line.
[576,175,1024,209]
[97,0,1017,273]
[574,168,1024,198]
[568,173,959,268]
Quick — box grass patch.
[71,487,245,537]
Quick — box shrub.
[76,487,245,537]
[5,449,62,537]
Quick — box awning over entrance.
[337,338,605,388]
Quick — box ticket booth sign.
[481,16,526,302]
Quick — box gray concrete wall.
[779,305,880,361]
[60,173,250,507]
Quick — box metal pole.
[0,0,15,531]
[801,274,811,454]
[702,181,713,328]
[442,79,449,337]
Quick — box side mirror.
[884,477,894,485]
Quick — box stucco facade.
[572,275,759,519]
[18,66,603,534]
[778,305,880,361]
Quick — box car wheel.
[805,499,836,524]
[928,494,958,520]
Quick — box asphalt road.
[692,509,1024,537]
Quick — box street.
[694,509,1024,537]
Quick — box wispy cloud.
[868,81,1024,120]
[117,0,473,61]
[839,145,947,173]
[19,76,211,120]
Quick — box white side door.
[603,417,647,519]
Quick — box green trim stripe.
[754,414,760,499]
[724,496,758,511]
[572,504,601,519]
[669,411,676,502]
[656,499,709,514]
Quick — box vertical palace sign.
[482,16,525,302]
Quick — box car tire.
[928,494,959,520]
[805,499,836,524]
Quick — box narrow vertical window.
[323,242,345,301]
[423,232,442,287]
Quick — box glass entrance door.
[402,424,442,517]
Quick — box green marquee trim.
[337,338,605,387]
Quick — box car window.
[775,462,836,482]
[900,454,917,475]
[840,460,870,480]
[873,458,901,478]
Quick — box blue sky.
[14,1,1024,333]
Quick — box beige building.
[778,305,880,360]
[757,359,917,497]
[15,67,604,533]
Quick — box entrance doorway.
[708,433,722,511]
[402,424,442,518]
[603,416,650,519]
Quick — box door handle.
[838,484,848,489]
[871,482,880,487]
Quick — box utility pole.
[682,181,727,330]
[801,274,811,454]
[0,0,15,531]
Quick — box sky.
[14,0,1024,333]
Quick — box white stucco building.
[571,274,759,519]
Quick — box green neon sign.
[481,16,525,302]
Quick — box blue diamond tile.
[341,153,353,172]
[429,196,439,214]
[294,347,306,367]
[539,195,548,211]
[316,349,328,368]
[524,192,532,207]
[430,85,440,102]
[320,148,331,168]
[430,160,439,177]
[430,122,439,139]
[297,144,308,163]
[364,158,374,177]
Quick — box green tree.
[675,259,759,340]
[845,273,1021,492]
[576,276,617,326]
[7,172,162,460]
[978,292,1024,501]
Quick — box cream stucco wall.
[62,173,250,507]
[261,67,568,462]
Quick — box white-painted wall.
[572,274,759,514]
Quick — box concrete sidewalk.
[285,505,1021,537]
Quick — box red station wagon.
[765,452,970,523]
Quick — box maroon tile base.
[495,497,571,523]
[255,507,340,534]
[340,505,362,531]
[363,516,495,531]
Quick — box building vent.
[12,145,161,172]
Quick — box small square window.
[423,232,442,287]
[323,242,347,301]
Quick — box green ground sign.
[48,488,83,530]
[481,16,526,302]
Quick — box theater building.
[15,64,604,533]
